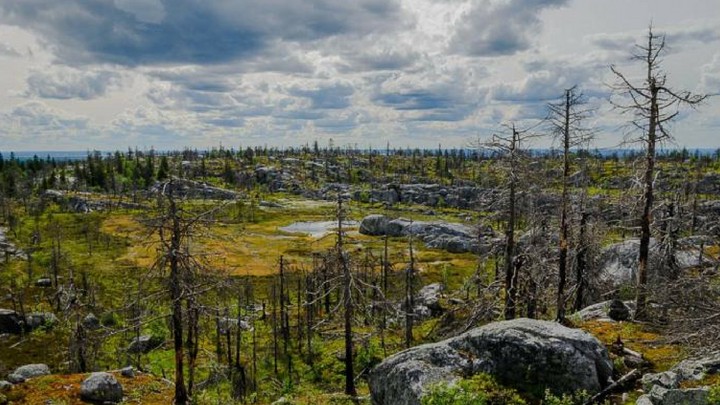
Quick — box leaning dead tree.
[547,86,594,322]
[610,25,707,319]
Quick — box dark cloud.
[337,47,420,73]
[450,0,569,57]
[25,67,123,100]
[1,101,87,131]
[289,83,354,109]
[0,0,406,65]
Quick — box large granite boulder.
[359,215,390,236]
[80,372,123,403]
[369,318,613,405]
[358,215,484,254]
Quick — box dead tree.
[610,25,707,319]
[336,195,357,397]
[480,123,538,320]
[547,86,594,322]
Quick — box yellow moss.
[579,320,685,372]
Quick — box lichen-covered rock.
[647,385,709,405]
[5,375,23,385]
[80,372,123,403]
[639,352,720,404]
[359,215,390,236]
[642,371,680,391]
[573,300,636,322]
[12,364,50,380]
[127,335,164,354]
[0,381,11,391]
[369,318,612,405]
[415,283,444,317]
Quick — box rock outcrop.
[369,318,612,405]
[637,352,720,405]
[358,215,492,254]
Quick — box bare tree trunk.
[504,127,519,320]
[557,90,571,323]
[338,197,357,397]
[168,194,188,404]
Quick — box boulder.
[11,364,50,380]
[0,381,11,391]
[80,372,123,403]
[0,309,23,334]
[5,375,23,384]
[645,385,709,405]
[23,312,58,330]
[369,318,612,405]
[34,278,52,287]
[82,313,101,330]
[415,283,444,316]
[120,366,135,378]
[573,300,636,322]
[608,299,631,321]
[359,215,390,236]
[128,335,164,354]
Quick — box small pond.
[279,220,358,238]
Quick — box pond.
[279,220,358,238]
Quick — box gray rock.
[359,215,390,236]
[12,364,50,380]
[573,300,636,322]
[23,312,58,330]
[600,238,713,286]
[648,385,709,405]
[415,283,444,316]
[369,318,612,405]
[80,372,123,403]
[82,313,101,330]
[636,394,654,405]
[0,309,22,334]
[128,335,163,354]
[35,278,52,287]
[642,371,680,391]
[120,366,135,378]
[0,381,11,391]
[5,375,23,384]
[608,299,631,321]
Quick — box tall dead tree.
[336,195,357,397]
[547,86,594,322]
[482,123,538,320]
[610,25,707,319]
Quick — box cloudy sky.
[0,0,718,151]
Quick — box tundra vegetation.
[0,27,719,405]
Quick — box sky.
[0,0,718,151]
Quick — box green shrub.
[421,374,526,405]
[541,389,590,405]
[709,384,720,405]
